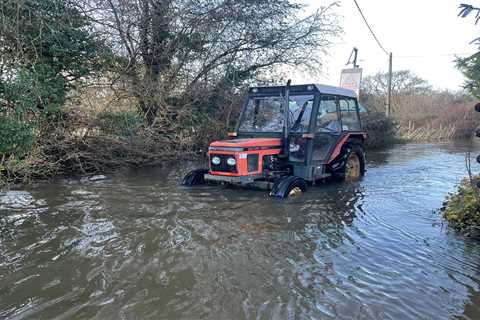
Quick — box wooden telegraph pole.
[386,52,393,118]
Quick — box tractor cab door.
[311,95,342,165]
[338,96,362,132]
[287,94,315,163]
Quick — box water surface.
[1,142,480,319]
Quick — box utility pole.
[386,52,393,118]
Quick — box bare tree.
[362,70,431,98]
[81,0,341,125]
[360,70,432,113]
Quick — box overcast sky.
[296,0,479,90]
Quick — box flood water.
[1,142,480,319]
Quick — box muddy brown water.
[1,142,480,319]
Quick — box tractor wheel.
[269,176,307,198]
[182,169,209,186]
[330,144,365,182]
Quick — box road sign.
[340,68,363,96]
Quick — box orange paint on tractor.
[327,132,367,164]
[210,138,282,148]
[208,138,282,177]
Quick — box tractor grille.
[247,154,259,172]
[210,154,237,173]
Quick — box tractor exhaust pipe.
[282,79,291,158]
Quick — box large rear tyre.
[330,144,365,182]
[269,176,307,198]
[182,169,209,186]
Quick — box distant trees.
[360,69,474,142]
[360,70,432,112]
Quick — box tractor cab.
[182,83,367,198]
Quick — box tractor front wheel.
[182,169,209,186]
[270,176,307,198]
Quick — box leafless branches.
[80,0,341,124]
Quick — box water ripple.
[1,142,480,319]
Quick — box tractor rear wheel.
[182,169,209,186]
[330,144,365,182]
[270,176,307,198]
[345,152,361,182]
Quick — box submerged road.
[1,142,480,319]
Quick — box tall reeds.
[361,90,477,143]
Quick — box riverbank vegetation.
[360,70,477,148]
[442,174,480,238]
[438,3,480,237]
[0,0,478,186]
[0,0,341,185]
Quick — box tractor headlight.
[226,157,236,166]
[211,156,221,165]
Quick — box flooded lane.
[1,143,480,319]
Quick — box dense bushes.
[0,0,108,185]
[96,111,144,138]
[442,176,480,237]
[0,0,343,185]
[0,117,35,158]
[361,112,398,149]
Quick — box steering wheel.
[318,121,339,133]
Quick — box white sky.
[296,0,480,90]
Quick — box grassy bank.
[442,176,480,238]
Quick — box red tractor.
[182,81,367,198]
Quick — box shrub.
[96,111,143,138]
[361,111,398,149]
[0,116,36,158]
[442,176,480,237]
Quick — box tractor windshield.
[238,95,314,132]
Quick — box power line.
[358,53,474,62]
[352,0,389,55]
[395,53,474,58]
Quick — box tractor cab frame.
[183,83,367,198]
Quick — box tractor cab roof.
[248,83,357,98]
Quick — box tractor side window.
[316,96,340,133]
[339,97,361,131]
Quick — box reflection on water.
[1,142,480,319]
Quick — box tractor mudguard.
[329,144,365,180]
[270,176,307,198]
